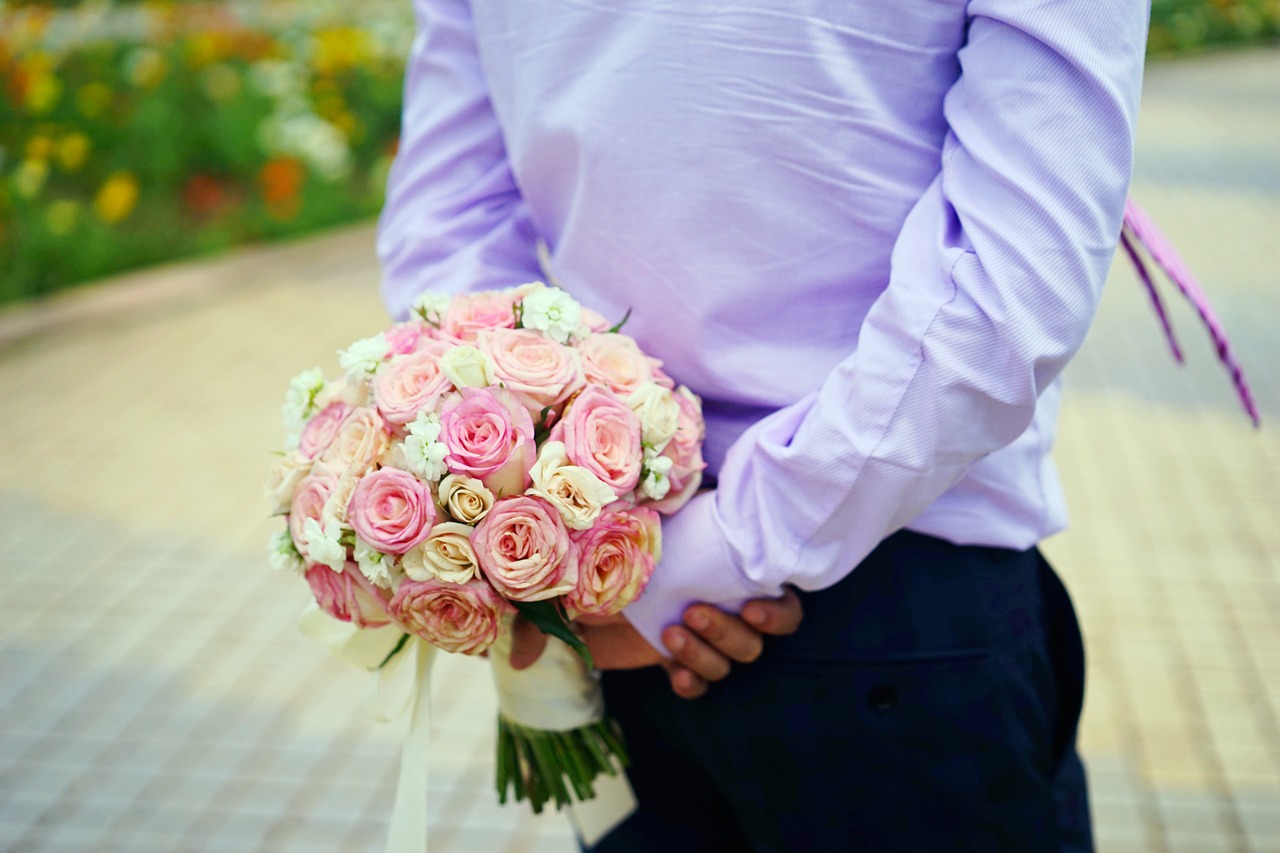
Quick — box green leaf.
[606,307,632,334]
[512,599,594,668]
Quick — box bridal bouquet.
[265,282,705,818]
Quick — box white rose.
[264,453,312,515]
[440,345,496,389]
[527,441,617,530]
[627,381,680,453]
[438,474,495,524]
[403,522,479,584]
[322,474,359,527]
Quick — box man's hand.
[508,589,803,699]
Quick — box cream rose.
[440,345,497,389]
[265,453,312,515]
[320,407,390,476]
[438,474,495,524]
[403,522,480,584]
[527,441,617,530]
[627,381,680,452]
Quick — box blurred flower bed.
[0,0,413,304]
[1150,0,1280,54]
[1,0,1277,305]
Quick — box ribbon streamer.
[1120,198,1260,427]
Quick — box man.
[378,1,1149,849]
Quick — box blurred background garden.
[1,0,1279,305]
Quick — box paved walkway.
[1,48,1277,853]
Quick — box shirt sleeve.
[377,0,542,320]
[624,0,1149,650]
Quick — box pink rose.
[442,292,517,341]
[472,495,578,602]
[298,402,351,460]
[389,577,507,655]
[479,328,584,417]
[566,507,660,617]
[289,464,339,552]
[646,386,708,514]
[348,467,436,554]
[578,307,611,334]
[578,333,655,397]
[320,407,390,476]
[551,386,644,495]
[305,562,392,628]
[439,387,536,497]
[372,348,454,427]
[384,321,429,356]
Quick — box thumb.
[508,614,548,670]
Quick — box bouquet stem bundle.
[496,717,629,813]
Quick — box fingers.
[661,623,733,684]
[508,614,548,670]
[741,587,803,636]
[679,605,764,664]
[664,662,709,700]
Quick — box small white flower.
[412,291,451,325]
[389,412,449,481]
[302,517,347,573]
[520,285,582,344]
[338,333,391,379]
[637,450,674,502]
[355,536,399,589]
[282,367,326,446]
[268,530,305,574]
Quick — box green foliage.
[1150,0,1280,55]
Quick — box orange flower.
[259,157,305,220]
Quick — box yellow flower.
[44,199,81,236]
[127,48,168,89]
[25,73,62,114]
[76,82,112,118]
[25,135,53,161]
[13,159,49,198]
[94,172,140,224]
[56,133,92,172]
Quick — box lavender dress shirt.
[377,0,1150,650]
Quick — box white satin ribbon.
[300,605,634,849]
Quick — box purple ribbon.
[1119,198,1260,427]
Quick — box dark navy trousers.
[588,530,1093,852]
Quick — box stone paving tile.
[0,47,1277,853]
